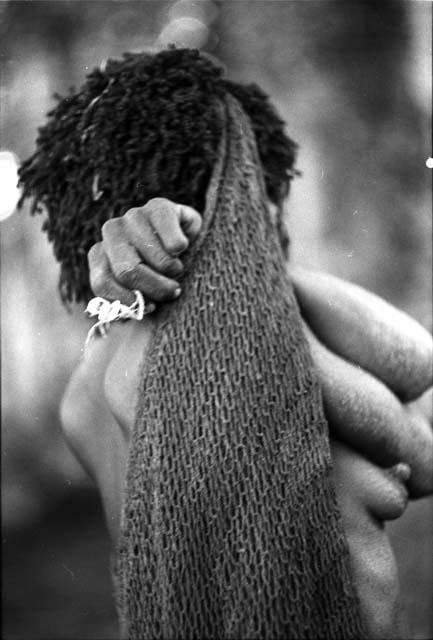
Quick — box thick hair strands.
[18,48,297,304]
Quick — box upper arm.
[60,319,156,543]
[291,265,432,401]
[60,326,121,462]
[60,331,129,541]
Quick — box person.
[18,49,432,639]
[78,198,432,639]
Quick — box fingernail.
[174,287,181,298]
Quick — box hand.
[86,198,433,497]
[88,198,202,304]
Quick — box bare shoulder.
[60,317,158,542]
[102,317,158,432]
[61,317,157,439]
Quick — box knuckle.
[191,214,202,234]
[184,204,201,221]
[124,207,144,223]
[87,241,102,264]
[101,217,121,239]
[148,197,177,222]
[165,236,189,255]
[115,263,140,287]
[156,254,183,275]
[147,197,169,209]
[144,197,168,220]
[89,270,110,298]
[157,254,178,273]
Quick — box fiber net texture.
[115,95,364,639]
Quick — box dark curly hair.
[18,48,298,304]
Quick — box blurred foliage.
[214,0,432,322]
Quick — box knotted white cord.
[84,290,147,351]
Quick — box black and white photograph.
[1,1,432,639]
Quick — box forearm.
[305,323,433,497]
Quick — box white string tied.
[84,290,147,351]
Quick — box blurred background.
[1,1,432,638]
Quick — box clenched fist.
[88,198,202,304]
[85,197,433,499]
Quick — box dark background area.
[1,1,432,638]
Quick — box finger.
[88,243,138,305]
[144,198,194,256]
[106,246,181,302]
[330,440,409,522]
[123,211,184,277]
[304,324,433,497]
[178,203,202,241]
[292,266,433,401]
[102,219,181,302]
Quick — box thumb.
[178,204,202,242]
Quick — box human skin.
[61,199,433,638]
[85,198,433,498]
